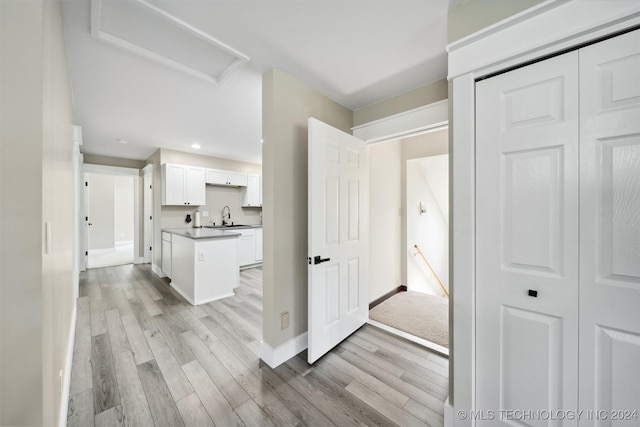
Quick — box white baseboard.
[59,299,77,427]
[134,257,146,264]
[259,332,308,369]
[151,263,166,278]
[444,396,453,427]
[169,282,234,306]
[367,319,449,357]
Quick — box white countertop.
[162,228,241,240]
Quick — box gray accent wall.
[262,69,353,350]
[447,0,545,43]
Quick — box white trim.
[367,319,449,357]
[134,256,146,264]
[142,164,154,264]
[259,332,308,369]
[447,0,640,80]
[83,163,139,176]
[83,165,141,270]
[447,2,639,425]
[352,100,448,143]
[444,397,453,427]
[151,263,166,278]
[90,0,248,85]
[451,72,476,427]
[58,300,77,427]
[169,281,234,306]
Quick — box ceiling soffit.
[91,0,249,84]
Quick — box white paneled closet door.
[476,53,580,424]
[476,29,640,425]
[579,30,640,417]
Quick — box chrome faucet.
[221,205,231,226]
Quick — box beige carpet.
[369,291,449,348]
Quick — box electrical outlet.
[280,311,289,330]
[202,211,209,217]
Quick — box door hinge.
[308,257,311,265]
[149,185,152,189]
[149,215,152,220]
[85,182,88,186]
[85,251,88,256]
[149,246,152,251]
[85,216,88,221]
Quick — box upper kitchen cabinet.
[206,168,247,186]
[162,163,206,206]
[242,173,262,207]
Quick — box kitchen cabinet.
[206,168,247,186]
[235,227,263,268]
[242,174,262,207]
[161,231,172,278]
[166,229,239,305]
[255,228,263,262]
[237,229,255,267]
[162,163,206,206]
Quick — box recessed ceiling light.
[191,143,201,149]
[117,138,128,144]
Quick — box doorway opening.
[84,169,137,269]
[368,128,450,356]
[86,172,134,268]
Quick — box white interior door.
[476,53,580,423]
[144,172,153,263]
[86,173,116,252]
[308,118,369,364]
[578,30,640,416]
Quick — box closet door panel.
[476,52,580,425]
[579,29,640,418]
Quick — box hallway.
[67,264,448,426]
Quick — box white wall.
[1,0,76,424]
[400,129,449,286]
[406,156,449,296]
[114,175,134,243]
[369,139,402,301]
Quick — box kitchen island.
[162,228,240,305]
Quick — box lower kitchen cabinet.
[161,232,172,278]
[255,228,263,262]
[237,227,263,269]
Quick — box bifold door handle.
[314,255,330,265]
[528,289,538,298]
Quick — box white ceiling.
[61,0,462,164]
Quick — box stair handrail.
[413,244,449,298]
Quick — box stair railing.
[413,244,449,298]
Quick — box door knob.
[314,255,330,265]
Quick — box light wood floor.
[67,264,449,427]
